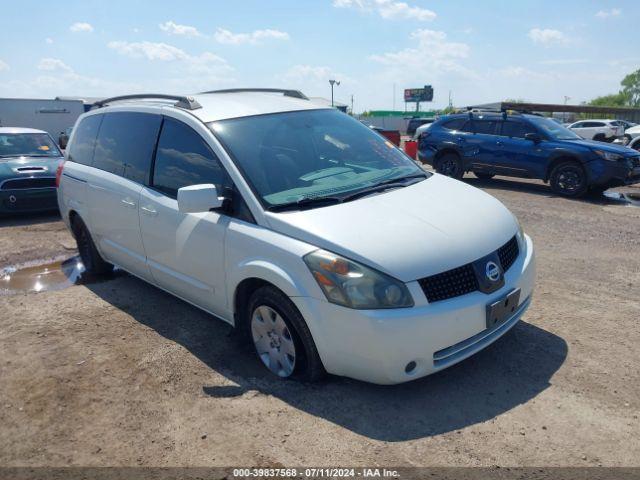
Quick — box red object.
[404,140,417,159]
[55,160,65,188]
[381,130,401,146]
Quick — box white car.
[620,124,640,150]
[567,119,624,142]
[56,89,535,385]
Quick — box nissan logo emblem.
[9,195,17,204]
[485,261,501,282]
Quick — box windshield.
[209,109,427,208]
[526,116,582,140]
[0,133,62,158]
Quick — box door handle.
[121,198,136,208]
[141,205,158,216]
[496,140,504,146]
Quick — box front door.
[138,116,231,316]
[491,120,548,178]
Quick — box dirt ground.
[1,177,639,468]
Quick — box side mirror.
[177,184,224,213]
[525,133,541,143]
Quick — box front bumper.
[291,234,536,385]
[0,188,59,214]
[586,158,640,187]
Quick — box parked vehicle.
[57,90,535,385]
[628,127,640,151]
[567,119,624,142]
[0,127,62,214]
[413,121,434,140]
[612,121,639,146]
[417,112,640,197]
[406,117,434,137]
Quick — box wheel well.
[434,148,461,165]
[68,210,80,231]
[233,277,276,327]
[545,156,583,182]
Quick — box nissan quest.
[56,89,536,385]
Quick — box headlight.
[593,149,624,161]
[303,250,413,309]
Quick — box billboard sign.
[404,85,434,102]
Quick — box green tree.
[589,92,628,107]
[621,69,640,106]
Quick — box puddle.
[602,191,640,207]
[0,256,115,296]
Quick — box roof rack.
[200,88,309,100]
[92,94,202,110]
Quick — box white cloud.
[333,0,436,21]
[107,40,234,91]
[37,58,74,73]
[159,21,203,37]
[213,28,289,45]
[595,8,621,18]
[370,29,470,72]
[538,58,589,66]
[45,37,54,44]
[528,28,568,47]
[0,59,9,72]
[108,41,190,61]
[70,22,94,33]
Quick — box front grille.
[1,177,56,190]
[418,235,520,303]
[418,264,478,303]
[497,236,519,272]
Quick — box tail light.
[55,160,65,188]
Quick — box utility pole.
[329,79,340,107]
[350,94,354,115]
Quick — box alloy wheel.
[556,167,583,194]
[251,305,296,377]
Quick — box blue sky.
[0,0,638,112]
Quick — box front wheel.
[550,161,588,197]
[247,286,325,382]
[435,153,464,179]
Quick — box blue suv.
[417,111,640,197]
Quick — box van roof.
[92,90,331,123]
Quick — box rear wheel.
[593,133,607,142]
[71,216,112,275]
[473,172,494,180]
[435,153,464,179]
[550,161,588,197]
[247,286,325,382]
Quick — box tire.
[593,133,607,142]
[246,285,325,382]
[550,161,588,197]
[71,216,113,275]
[474,172,494,180]
[435,153,464,179]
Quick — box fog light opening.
[405,361,417,375]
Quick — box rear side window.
[473,120,498,135]
[582,122,605,128]
[152,117,228,198]
[500,121,537,138]
[441,118,466,130]
[67,114,102,166]
[92,112,162,183]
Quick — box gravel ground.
[0,177,639,467]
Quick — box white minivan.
[56,89,535,385]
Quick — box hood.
[562,138,635,156]
[265,174,518,282]
[0,155,62,178]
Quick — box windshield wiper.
[267,196,343,212]
[340,173,427,203]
